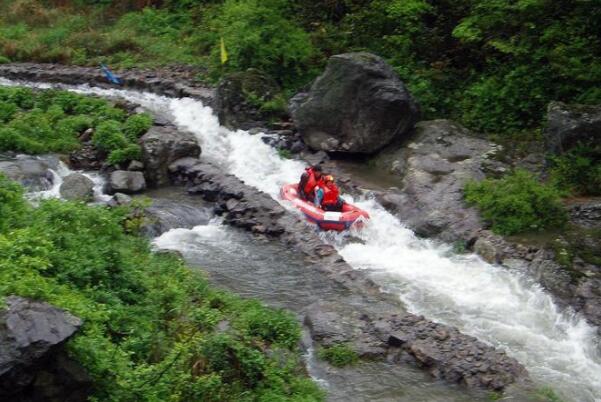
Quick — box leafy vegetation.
[0,86,150,165]
[0,0,599,136]
[0,173,324,401]
[550,143,601,196]
[317,343,359,367]
[464,170,567,236]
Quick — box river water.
[3,79,600,402]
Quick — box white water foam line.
[3,79,600,401]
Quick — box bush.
[92,120,128,151]
[550,144,601,196]
[317,343,359,367]
[0,178,324,401]
[107,144,142,165]
[122,112,152,141]
[464,170,567,236]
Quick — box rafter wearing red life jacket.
[298,166,322,201]
[315,175,343,211]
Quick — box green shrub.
[107,144,142,165]
[92,120,128,151]
[0,101,17,122]
[317,343,359,367]
[550,144,601,196]
[464,170,567,236]
[236,303,300,349]
[122,113,152,141]
[0,178,324,401]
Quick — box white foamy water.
[3,79,600,401]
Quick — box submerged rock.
[59,173,94,202]
[291,52,419,154]
[140,126,200,187]
[0,296,89,402]
[108,170,146,194]
[545,101,601,154]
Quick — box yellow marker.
[220,37,228,64]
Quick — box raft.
[280,183,369,231]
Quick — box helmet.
[324,175,334,182]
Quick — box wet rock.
[140,125,200,187]
[304,302,530,391]
[0,155,58,191]
[107,192,132,207]
[59,173,95,202]
[473,237,501,264]
[127,160,144,171]
[375,120,505,242]
[69,143,106,170]
[141,200,213,237]
[291,52,419,154]
[108,170,146,194]
[0,296,90,402]
[568,199,601,228]
[0,63,215,106]
[545,101,601,154]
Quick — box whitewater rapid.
[3,79,600,401]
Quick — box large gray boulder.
[375,120,504,241]
[108,170,146,194]
[0,155,59,191]
[0,296,89,402]
[545,101,601,154]
[59,173,95,201]
[140,126,200,187]
[291,52,419,154]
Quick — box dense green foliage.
[0,86,150,165]
[550,144,601,196]
[0,174,324,401]
[1,0,599,135]
[464,170,567,235]
[317,343,358,367]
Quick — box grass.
[317,343,359,367]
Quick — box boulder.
[545,101,601,154]
[0,296,90,402]
[140,126,200,187]
[291,52,419,154]
[374,120,505,241]
[69,143,106,170]
[108,170,146,194]
[107,192,132,207]
[0,155,59,191]
[215,69,282,130]
[59,173,95,202]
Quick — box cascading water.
[3,79,600,401]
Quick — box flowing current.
[3,79,600,401]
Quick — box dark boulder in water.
[291,52,419,154]
[545,101,601,154]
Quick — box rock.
[0,296,90,402]
[59,173,95,202]
[291,52,419,154]
[568,199,601,228]
[215,69,283,130]
[107,192,132,207]
[0,155,59,191]
[545,101,601,154]
[474,237,501,264]
[127,160,144,171]
[69,143,106,170]
[140,126,200,187]
[141,200,214,237]
[375,120,505,242]
[79,128,94,142]
[108,170,146,194]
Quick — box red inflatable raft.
[280,183,370,231]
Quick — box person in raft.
[314,175,345,212]
[298,164,323,201]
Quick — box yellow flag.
[220,37,228,65]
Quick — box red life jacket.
[303,167,319,196]
[321,182,340,206]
